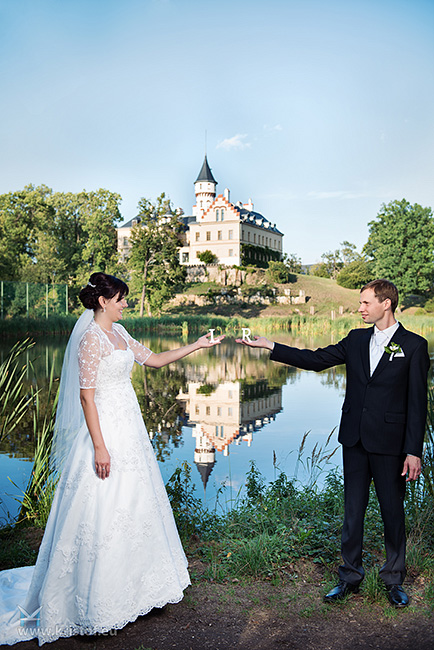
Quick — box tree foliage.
[0,185,123,303]
[311,241,361,279]
[265,260,296,284]
[197,250,217,264]
[364,199,434,295]
[128,193,186,316]
[336,259,374,289]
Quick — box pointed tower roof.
[195,155,217,184]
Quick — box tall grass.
[16,362,59,526]
[1,341,59,526]
[0,315,77,337]
[3,312,434,339]
[0,339,35,442]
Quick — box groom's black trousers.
[339,441,406,586]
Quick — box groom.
[237,279,430,607]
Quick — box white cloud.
[263,124,283,132]
[217,134,251,151]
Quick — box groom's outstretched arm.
[236,335,349,372]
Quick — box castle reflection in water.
[152,376,283,492]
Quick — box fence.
[0,281,69,319]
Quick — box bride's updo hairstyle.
[79,272,129,311]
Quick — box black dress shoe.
[324,580,359,603]
[386,584,409,608]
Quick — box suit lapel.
[370,323,407,380]
[361,327,373,380]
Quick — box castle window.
[218,231,222,240]
[229,249,234,257]
[123,237,128,246]
[195,232,200,241]
[253,233,256,243]
[266,237,268,247]
[228,407,233,416]
[216,209,219,221]
[229,230,233,240]
[206,231,211,241]
[195,405,200,415]
[206,406,210,416]
[182,252,189,263]
[217,407,222,416]
[247,232,250,242]
[221,208,224,220]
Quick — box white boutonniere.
[384,342,405,361]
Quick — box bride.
[0,272,224,645]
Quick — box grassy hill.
[167,273,361,318]
[275,274,360,315]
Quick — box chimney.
[224,188,230,202]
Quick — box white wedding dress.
[0,320,190,645]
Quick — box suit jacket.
[270,324,430,457]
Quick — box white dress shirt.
[369,321,400,376]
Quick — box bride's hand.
[196,332,225,348]
[94,446,111,480]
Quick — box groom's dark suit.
[270,323,430,585]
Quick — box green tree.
[364,199,434,295]
[321,249,343,279]
[310,262,330,278]
[0,185,52,280]
[80,189,122,280]
[128,194,186,316]
[337,259,374,289]
[340,240,360,266]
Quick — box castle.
[117,155,284,266]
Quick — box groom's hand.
[235,335,274,350]
[401,454,422,482]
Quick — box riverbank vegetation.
[3,311,434,340]
[1,455,434,611]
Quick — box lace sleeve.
[115,324,152,365]
[78,329,102,389]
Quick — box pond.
[1,328,433,522]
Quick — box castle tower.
[193,155,217,218]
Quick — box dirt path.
[11,575,434,650]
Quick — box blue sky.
[1,0,433,263]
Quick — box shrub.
[197,250,217,264]
[265,260,296,284]
[336,260,374,289]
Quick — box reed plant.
[0,338,56,530]
[5,349,59,527]
[0,339,35,443]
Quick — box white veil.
[50,309,94,476]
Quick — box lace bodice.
[78,321,152,389]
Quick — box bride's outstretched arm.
[144,332,225,369]
[80,388,111,480]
